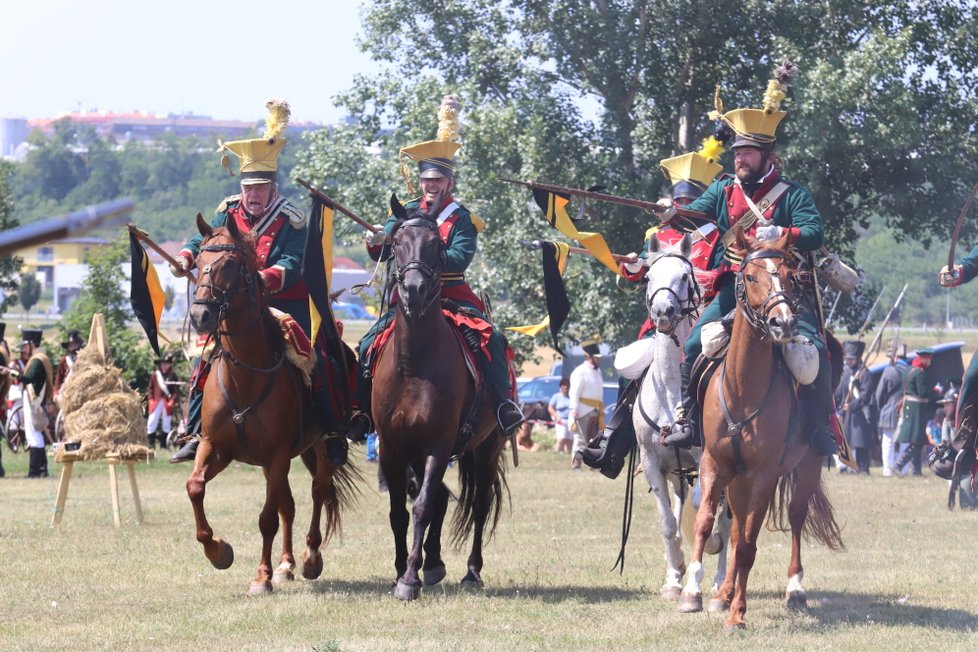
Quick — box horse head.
[644,233,699,334]
[733,230,799,344]
[190,213,261,334]
[388,194,444,319]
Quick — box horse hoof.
[248,580,273,596]
[786,590,808,610]
[301,550,323,580]
[660,586,683,600]
[423,564,447,587]
[211,539,234,570]
[272,563,295,584]
[460,571,484,591]
[394,580,421,601]
[677,593,703,613]
[722,622,747,635]
[705,533,724,556]
[707,598,730,613]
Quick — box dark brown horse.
[679,233,844,631]
[187,214,355,594]
[373,198,507,601]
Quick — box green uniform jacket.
[956,242,978,283]
[898,366,932,445]
[684,175,824,270]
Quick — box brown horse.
[187,214,355,594]
[679,233,844,631]
[373,198,507,601]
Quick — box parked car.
[517,374,620,424]
[331,301,372,320]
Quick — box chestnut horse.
[373,198,507,601]
[679,233,843,631]
[187,214,356,594]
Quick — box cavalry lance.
[519,239,638,264]
[295,178,378,233]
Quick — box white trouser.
[880,428,898,473]
[23,398,47,448]
[146,401,172,435]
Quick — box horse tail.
[767,470,846,552]
[450,436,510,549]
[307,449,363,543]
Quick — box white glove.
[655,197,676,224]
[755,224,784,242]
[623,253,648,275]
[169,257,189,278]
[365,226,386,247]
[940,264,964,287]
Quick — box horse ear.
[196,213,212,237]
[225,213,241,240]
[390,193,407,221]
[680,233,693,258]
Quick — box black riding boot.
[169,438,199,463]
[802,365,839,456]
[171,384,203,463]
[661,357,699,448]
[0,443,5,478]
[580,380,639,479]
[496,399,525,436]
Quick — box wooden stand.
[52,451,153,527]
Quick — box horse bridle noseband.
[645,252,701,332]
[734,249,800,335]
[390,218,445,317]
[192,242,257,325]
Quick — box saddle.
[269,308,315,387]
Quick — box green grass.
[0,445,976,651]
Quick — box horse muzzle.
[766,314,797,344]
[190,301,218,334]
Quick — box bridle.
[645,252,701,337]
[390,217,446,318]
[734,248,799,336]
[192,241,259,336]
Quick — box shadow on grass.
[743,589,978,631]
[309,578,647,603]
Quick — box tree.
[0,160,21,316]
[62,235,155,391]
[294,0,978,358]
[18,273,41,318]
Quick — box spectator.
[568,337,605,470]
[875,341,909,477]
[549,378,573,455]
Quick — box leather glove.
[169,257,190,278]
[622,253,648,275]
[655,197,676,224]
[755,224,784,242]
[365,226,387,247]
[940,264,964,287]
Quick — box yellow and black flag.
[531,188,621,276]
[304,197,337,344]
[508,241,571,352]
[129,231,166,356]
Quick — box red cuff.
[260,266,286,293]
[367,242,383,257]
[619,263,646,283]
[786,227,800,245]
[179,249,195,268]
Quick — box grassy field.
[1,442,977,651]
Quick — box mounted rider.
[663,62,838,456]
[169,100,347,466]
[581,142,724,477]
[345,95,524,443]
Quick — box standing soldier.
[568,337,605,471]
[146,353,179,449]
[54,329,83,404]
[894,348,938,476]
[345,94,524,443]
[663,62,838,456]
[1,329,53,477]
[836,340,874,474]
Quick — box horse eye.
[745,274,756,283]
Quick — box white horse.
[629,234,730,602]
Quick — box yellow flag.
[532,189,620,276]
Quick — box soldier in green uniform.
[1,329,53,477]
[941,248,978,422]
[664,65,837,455]
[894,348,937,476]
[345,95,524,443]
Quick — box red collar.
[419,195,456,213]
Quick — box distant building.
[15,236,111,288]
[0,117,29,159]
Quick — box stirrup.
[169,438,199,464]
[345,412,373,444]
[661,420,696,449]
[497,400,525,435]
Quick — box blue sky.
[0,0,377,124]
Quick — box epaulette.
[468,212,486,234]
[280,201,307,228]
[215,194,241,214]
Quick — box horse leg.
[186,438,234,570]
[710,492,732,597]
[785,457,821,610]
[300,444,326,580]
[461,435,504,590]
[249,455,291,595]
[421,480,449,587]
[679,452,725,613]
[272,467,297,585]
[396,450,450,601]
[380,451,410,589]
[723,476,778,632]
[641,451,684,599]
